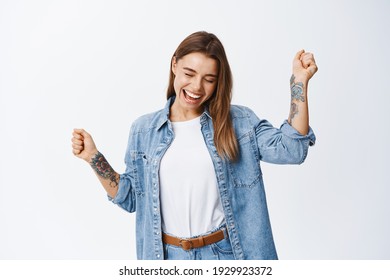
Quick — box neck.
[170,101,203,122]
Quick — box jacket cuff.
[280,120,316,146]
[107,173,130,204]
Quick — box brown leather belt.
[162,229,226,251]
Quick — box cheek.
[173,77,182,94]
[205,83,217,96]
[173,75,189,92]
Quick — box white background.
[1,0,389,259]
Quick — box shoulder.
[130,108,166,134]
[230,104,258,120]
[230,104,269,134]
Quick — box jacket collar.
[156,96,212,131]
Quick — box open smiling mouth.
[183,89,202,104]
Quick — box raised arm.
[288,50,318,135]
[71,129,119,198]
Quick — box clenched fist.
[71,129,98,163]
[293,49,318,83]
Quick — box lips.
[183,89,203,104]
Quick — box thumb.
[294,49,305,61]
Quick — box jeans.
[163,226,235,260]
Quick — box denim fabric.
[109,96,316,260]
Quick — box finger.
[302,55,316,67]
[301,53,316,68]
[72,140,84,150]
[294,49,305,61]
[71,137,83,145]
[72,130,84,140]
[301,52,315,62]
[301,55,318,75]
[73,128,90,139]
[307,63,318,75]
[72,148,82,155]
[301,58,310,68]
[301,52,314,58]
[72,143,84,150]
[72,133,83,140]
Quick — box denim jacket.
[109,97,316,259]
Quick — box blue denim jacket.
[109,97,316,259]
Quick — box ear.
[171,56,177,75]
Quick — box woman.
[71,31,317,260]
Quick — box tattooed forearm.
[290,74,305,102]
[288,102,299,123]
[90,151,119,188]
[288,75,306,124]
[287,74,309,134]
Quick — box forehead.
[177,52,218,75]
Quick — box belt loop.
[222,227,229,239]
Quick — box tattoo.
[288,102,299,123]
[90,151,119,188]
[290,74,305,102]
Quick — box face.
[171,52,218,118]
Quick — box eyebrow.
[182,67,218,78]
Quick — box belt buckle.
[179,239,193,251]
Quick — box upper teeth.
[186,91,201,99]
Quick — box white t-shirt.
[159,116,225,238]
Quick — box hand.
[71,129,98,163]
[292,50,318,82]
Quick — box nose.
[192,77,202,92]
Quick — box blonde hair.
[167,31,238,161]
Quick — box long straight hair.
[167,31,238,161]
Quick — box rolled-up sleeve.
[254,116,316,165]
[107,170,136,213]
[107,125,137,213]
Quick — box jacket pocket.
[228,131,261,188]
[130,151,149,196]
